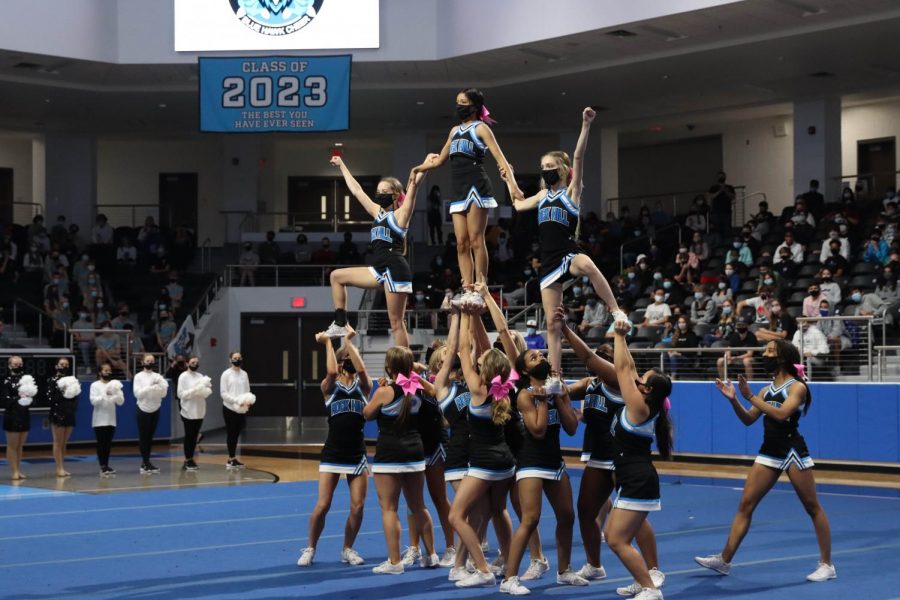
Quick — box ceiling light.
[416,100,425,105]
[640,25,686,41]
[158,103,167,108]
[605,29,637,37]
[809,71,835,78]
[560,91,567,96]
[44,98,50,103]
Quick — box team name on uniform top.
[538,205,571,226]
[329,399,365,417]
[449,138,476,157]
[584,395,609,413]
[371,226,393,243]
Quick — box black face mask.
[761,356,779,375]
[530,360,551,381]
[736,327,748,334]
[341,359,356,374]
[541,168,561,187]
[143,363,155,371]
[188,364,199,371]
[100,373,111,380]
[374,193,394,209]
[231,359,243,367]
[56,367,67,374]
[455,104,475,120]
[10,367,23,375]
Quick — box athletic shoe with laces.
[438,547,457,567]
[806,562,836,582]
[455,569,496,588]
[556,568,589,586]
[499,576,531,595]
[400,545,421,567]
[448,566,469,582]
[490,555,506,575]
[324,322,350,338]
[226,458,245,470]
[420,552,440,568]
[100,466,116,477]
[633,588,663,600]
[372,560,404,575]
[694,554,731,575]
[183,459,199,471]
[521,557,550,581]
[650,568,665,588]
[577,563,607,580]
[341,547,364,566]
[297,547,315,567]
[465,558,476,573]
[139,463,153,475]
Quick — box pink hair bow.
[395,372,423,395]
[396,192,406,207]
[663,397,671,412]
[489,370,519,398]
[793,363,806,380]
[480,105,497,125]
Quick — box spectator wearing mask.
[311,237,336,264]
[44,248,69,283]
[153,287,172,322]
[685,195,708,234]
[821,239,849,277]
[23,244,45,275]
[749,215,770,242]
[93,299,111,328]
[239,242,260,286]
[689,230,709,263]
[756,263,784,303]
[708,171,735,236]
[667,315,699,379]
[258,231,280,265]
[773,246,799,281]
[72,311,95,372]
[716,317,758,379]
[820,227,850,262]
[711,279,733,307]
[674,244,700,285]
[754,299,796,344]
[789,200,816,245]
[72,253,92,289]
[427,185,443,245]
[774,230,804,264]
[802,284,824,318]
[123,323,145,356]
[800,179,826,220]
[156,311,178,352]
[149,246,172,275]
[737,286,774,326]
[816,299,850,375]
[875,267,900,305]
[166,272,184,312]
[50,297,72,349]
[293,234,311,265]
[846,287,885,318]
[864,231,890,265]
[690,285,716,324]
[641,287,672,332]
[818,269,841,305]
[111,304,136,330]
[95,322,128,378]
[661,276,684,306]
[723,264,741,296]
[579,293,608,338]
[338,231,362,265]
[725,236,753,269]
[634,254,653,291]
[791,321,829,371]
[705,298,736,346]
[116,237,138,267]
[524,319,547,350]
[494,231,514,271]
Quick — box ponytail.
[646,374,673,459]
[654,404,673,460]
[491,395,512,426]
[784,362,813,415]
[395,392,413,429]
[774,339,812,414]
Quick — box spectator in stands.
[875,267,900,305]
[170,227,194,270]
[311,237,336,264]
[739,225,760,258]
[49,297,72,349]
[258,230,280,265]
[82,281,103,313]
[293,234,311,265]
[26,214,46,246]
[756,298,797,344]
[725,236,753,269]
[638,205,654,238]
[876,216,896,245]
[800,179,826,220]
[338,231,361,265]
[149,246,172,275]
[93,299,111,327]
[708,171,736,237]
[737,286,774,326]
[239,242,259,287]
[711,279,732,307]
[123,322,145,356]
[723,264,741,295]
[820,238,849,277]
[493,230,514,272]
[690,284,716,324]
[651,201,673,227]
[667,315,699,379]
[80,265,102,296]
[689,230,709,263]
[802,283,823,318]
[23,243,45,275]
[116,236,138,267]
[773,246,799,281]
[0,245,16,284]
[661,276,685,306]
[847,286,885,317]
[45,270,68,301]
[72,311,96,373]
[756,263,784,302]
[789,200,816,244]
[774,230,804,264]
[66,223,85,257]
[817,298,850,375]
[44,248,69,283]
[166,354,187,382]
[820,226,850,262]
[818,268,841,305]
[748,214,770,242]
[95,322,128,377]
[791,320,829,372]
[864,230,889,264]
[1,233,17,263]
[90,213,115,270]
[138,216,163,256]
[641,287,671,334]
[50,215,68,244]
[685,196,708,234]
[156,310,177,352]
[634,254,653,291]
[524,319,547,350]
[673,243,699,285]
[166,272,184,312]
[43,285,61,314]
[153,287,172,323]
[704,298,736,346]
[716,317,757,379]
[882,188,898,210]
[753,199,774,224]
[73,253,91,289]
[579,292,608,339]
[426,185,443,246]
[111,303,135,330]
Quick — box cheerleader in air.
[558,307,665,595]
[47,357,81,478]
[604,320,672,600]
[3,356,36,480]
[364,346,440,574]
[695,339,835,583]
[326,155,429,344]
[504,108,625,393]
[412,89,522,301]
[298,326,370,568]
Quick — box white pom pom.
[17,375,38,399]
[17,396,33,407]
[107,379,123,394]
[58,376,82,399]
[236,392,256,407]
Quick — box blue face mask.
[572,287,582,296]
[851,292,862,302]
[663,281,672,289]
[527,327,536,336]
[819,309,829,317]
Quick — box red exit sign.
[291,297,306,308]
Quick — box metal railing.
[795,315,873,381]
[607,186,747,223]
[224,263,344,287]
[11,298,68,348]
[95,204,159,228]
[188,274,224,327]
[12,201,43,224]
[199,237,213,273]
[831,171,900,200]
[620,222,682,273]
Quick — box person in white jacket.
[90,363,125,476]
[791,323,829,371]
[132,354,169,475]
[177,356,212,471]
[220,351,255,470]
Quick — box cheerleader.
[504,108,625,393]
[695,339,835,582]
[363,346,439,574]
[90,363,124,476]
[177,356,212,471]
[219,351,254,470]
[412,89,522,291]
[3,356,35,480]
[47,357,81,477]
[500,347,586,594]
[605,320,672,600]
[446,312,517,589]
[298,327,370,568]
[133,354,169,474]
[325,156,428,344]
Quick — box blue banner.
[199,55,350,132]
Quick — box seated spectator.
[802,283,823,318]
[818,268,841,305]
[789,200,816,245]
[667,315,699,379]
[122,322,145,356]
[685,199,708,234]
[567,285,587,324]
[71,311,96,373]
[673,244,699,285]
[166,272,184,311]
[116,236,138,267]
[111,303,136,330]
[752,200,774,224]
[749,214,770,242]
[44,248,69,283]
[149,246,172,274]
[22,243,45,274]
[65,223,85,257]
[773,246,799,281]
[642,288,671,331]
[634,254,653,291]
[524,319,547,350]
[756,263,784,302]
[72,253,92,288]
[293,234,311,264]
[774,230,804,264]
[311,237,337,264]
[820,227,850,262]
[876,216,897,245]
[82,284,103,312]
[723,264,741,296]
[153,287,173,322]
[45,271,68,301]
[689,230,709,263]
[875,267,900,305]
[80,267,102,298]
[725,236,753,269]
[821,238,849,277]
[716,317,758,379]
[137,216,163,256]
[49,297,72,349]
[690,284,716,324]
[864,230,890,264]
[93,299,111,327]
[95,322,128,377]
[239,242,259,286]
[258,230,280,265]
[156,310,178,352]
[579,292,608,339]
[754,299,796,344]
[883,188,898,210]
[846,287,886,317]
[711,279,733,307]
[650,201,673,227]
[817,298,850,375]
[91,213,114,247]
[791,321,829,371]
[737,286,774,326]
[338,231,361,265]
[661,276,684,306]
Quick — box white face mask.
[677,322,687,331]
[654,295,664,303]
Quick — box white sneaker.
[490,555,506,575]
[296,547,315,567]
[455,570,496,588]
[341,547,364,566]
[556,568,589,586]
[650,568,666,588]
[400,545,421,567]
[449,566,470,582]
[806,562,836,582]
[500,576,531,595]
[521,557,550,581]
[438,547,457,567]
[544,376,563,395]
[325,322,349,338]
[577,563,607,580]
[372,560,404,575]
[420,552,440,568]
[694,554,731,575]
[466,557,476,573]
[633,588,663,600]
[617,571,664,598]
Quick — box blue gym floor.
[1,469,899,599]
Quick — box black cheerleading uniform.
[754,378,814,471]
[419,391,448,467]
[580,378,625,471]
[47,374,77,427]
[372,384,425,473]
[448,121,497,213]
[537,189,582,289]
[320,377,368,475]
[2,373,30,433]
[367,210,412,294]
[610,405,661,512]
[466,396,516,481]
[439,381,471,481]
[516,388,566,481]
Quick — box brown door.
[240,314,299,417]
[0,168,12,227]
[298,313,341,417]
[159,173,199,232]
[287,176,379,232]
[857,138,896,199]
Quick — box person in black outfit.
[667,316,700,379]
[717,318,759,379]
[708,171,736,238]
[47,357,80,477]
[2,356,31,480]
[427,185,444,245]
[800,179,826,221]
[338,231,362,265]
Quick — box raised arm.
[343,327,371,397]
[363,385,392,421]
[474,279,518,364]
[568,107,595,205]
[470,306,491,357]
[557,306,617,388]
[517,388,548,439]
[330,155,381,219]
[434,313,461,397]
[612,320,649,422]
[556,386,580,436]
[715,377,761,426]
[412,131,452,173]
[458,313,485,397]
[317,332,339,396]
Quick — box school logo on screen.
[229,0,325,36]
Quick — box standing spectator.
[90,213,115,274]
[166,272,184,312]
[427,185,443,245]
[138,216,163,256]
[26,214,46,246]
[774,230,804,264]
[864,231,889,265]
[239,242,259,287]
[293,234,311,265]
[791,322,829,372]
[818,269,841,305]
[258,231,280,265]
[156,311,178,352]
[72,311,96,373]
[50,215,69,244]
[667,315,699,379]
[800,179,826,220]
[716,317,758,379]
[311,237,336,264]
[338,231,361,265]
[802,283,823,318]
[708,171,736,238]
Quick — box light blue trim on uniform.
[425,444,446,466]
[613,494,661,512]
[439,382,460,413]
[767,378,796,397]
[380,394,421,417]
[368,266,413,294]
[450,186,497,213]
[515,462,567,481]
[384,211,408,237]
[444,466,468,481]
[468,398,494,420]
[461,120,487,151]
[601,383,625,404]
[319,456,368,476]
[467,465,515,481]
[538,189,579,216]
[584,458,616,471]
[371,460,426,473]
[755,449,814,471]
[620,408,658,439]
[539,252,578,289]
